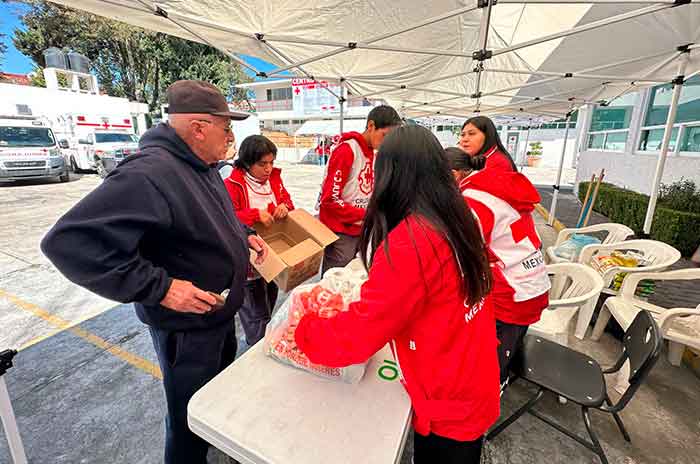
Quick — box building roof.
[0,72,31,86]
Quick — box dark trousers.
[149,323,238,464]
[239,278,279,345]
[496,320,529,386]
[321,232,359,275]
[414,432,483,464]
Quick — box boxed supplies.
[250,209,338,292]
[262,260,369,383]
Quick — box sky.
[0,1,282,78]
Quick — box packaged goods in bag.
[263,262,369,383]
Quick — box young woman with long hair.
[458,116,517,172]
[295,126,500,463]
[445,147,550,390]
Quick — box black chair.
[487,310,662,464]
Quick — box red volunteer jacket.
[483,145,515,172]
[224,167,294,226]
[460,170,550,326]
[296,216,500,441]
[318,132,374,236]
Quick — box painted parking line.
[0,288,162,379]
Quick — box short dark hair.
[367,105,402,130]
[234,135,277,170]
[445,147,486,173]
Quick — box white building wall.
[575,86,700,195]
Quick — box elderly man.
[41,80,266,464]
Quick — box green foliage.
[659,179,700,214]
[529,141,543,156]
[12,1,252,111]
[578,182,700,256]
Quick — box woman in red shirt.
[458,116,518,172]
[224,135,294,346]
[446,148,550,390]
[295,126,499,464]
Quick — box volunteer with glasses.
[41,80,268,464]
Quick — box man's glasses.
[195,119,233,135]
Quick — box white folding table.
[188,343,412,464]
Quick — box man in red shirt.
[318,105,402,274]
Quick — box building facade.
[574,77,700,194]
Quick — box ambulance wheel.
[96,159,108,179]
[70,156,82,174]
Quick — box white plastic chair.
[545,223,634,264]
[577,239,681,298]
[592,269,700,367]
[528,263,605,344]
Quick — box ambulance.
[0,104,70,182]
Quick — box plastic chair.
[528,263,605,344]
[577,239,681,295]
[545,223,634,264]
[487,310,662,464]
[592,269,700,366]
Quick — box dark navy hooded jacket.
[41,123,251,331]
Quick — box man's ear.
[366,120,375,132]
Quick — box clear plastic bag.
[263,260,369,383]
[553,234,601,261]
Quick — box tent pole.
[339,79,345,134]
[473,0,495,105]
[521,123,532,172]
[643,51,689,235]
[548,110,573,225]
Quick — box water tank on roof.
[67,51,90,74]
[43,47,68,69]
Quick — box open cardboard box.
[250,209,338,292]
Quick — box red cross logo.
[101,121,109,129]
[510,214,541,248]
[294,87,301,95]
[358,164,374,195]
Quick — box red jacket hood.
[337,131,372,157]
[460,170,540,213]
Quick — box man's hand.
[258,209,274,227]
[248,235,268,265]
[273,204,289,220]
[160,278,216,314]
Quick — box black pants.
[496,320,529,386]
[239,278,279,345]
[149,323,238,464]
[414,432,483,464]
[321,232,359,275]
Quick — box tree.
[13,1,252,111]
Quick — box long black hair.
[461,116,517,170]
[358,125,491,305]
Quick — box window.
[0,127,55,147]
[639,75,700,154]
[95,133,137,143]
[266,87,293,101]
[586,92,637,152]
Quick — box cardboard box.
[250,209,338,292]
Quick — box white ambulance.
[54,114,140,177]
[0,106,70,183]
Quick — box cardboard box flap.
[278,238,323,267]
[288,209,338,247]
[250,247,287,282]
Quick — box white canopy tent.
[48,0,700,232]
[295,119,366,137]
